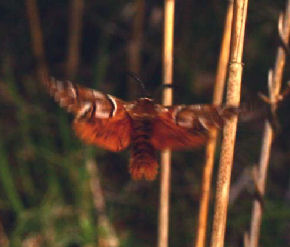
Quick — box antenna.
[126,71,150,98]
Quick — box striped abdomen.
[129,119,158,180]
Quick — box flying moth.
[45,78,239,180]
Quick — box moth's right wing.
[151,104,239,150]
[45,78,131,152]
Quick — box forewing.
[45,77,114,118]
[151,104,238,150]
[45,78,131,151]
[73,115,131,152]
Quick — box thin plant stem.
[210,1,249,247]
[0,219,9,247]
[128,0,145,98]
[195,2,234,247]
[66,0,84,80]
[0,139,24,214]
[25,0,49,81]
[248,2,290,247]
[158,1,175,247]
[86,158,120,247]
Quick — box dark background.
[0,0,289,246]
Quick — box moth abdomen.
[130,142,158,180]
[129,120,158,180]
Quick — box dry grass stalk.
[210,1,249,247]
[0,220,9,247]
[86,159,120,247]
[229,167,251,205]
[23,234,43,247]
[194,2,233,247]
[25,0,49,81]
[128,0,145,97]
[158,1,175,247]
[66,0,84,80]
[248,2,290,247]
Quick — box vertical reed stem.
[158,1,175,247]
[248,2,290,247]
[66,0,84,80]
[128,0,145,97]
[210,1,249,247]
[0,220,8,247]
[195,2,234,247]
[25,0,49,81]
[86,158,120,247]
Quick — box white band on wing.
[106,94,117,117]
[76,102,92,119]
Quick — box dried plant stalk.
[25,0,49,81]
[0,220,8,247]
[158,1,175,247]
[248,2,290,247]
[86,159,120,247]
[128,0,145,97]
[210,1,249,247]
[195,2,234,247]
[66,0,84,80]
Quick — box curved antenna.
[126,71,150,98]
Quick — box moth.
[45,78,239,180]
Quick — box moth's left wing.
[45,78,131,151]
[151,104,238,150]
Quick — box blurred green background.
[0,0,289,246]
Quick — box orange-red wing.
[45,77,132,151]
[73,113,131,152]
[151,109,208,150]
[71,92,132,152]
[151,104,238,150]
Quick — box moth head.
[125,97,157,119]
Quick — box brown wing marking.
[45,77,131,151]
[173,104,239,129]
[45,77,115,118]
[151,105,238,150]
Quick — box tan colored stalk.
[0,220,8,247]
[25,0,49,81]
[158,1,175,247]
[195,2,233,247]
[248,2,290,247]
[66,0,84,80]
[86,159,120,247]
[23,235,43,247]
[210,1,249,247]
[128,0,145,97]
